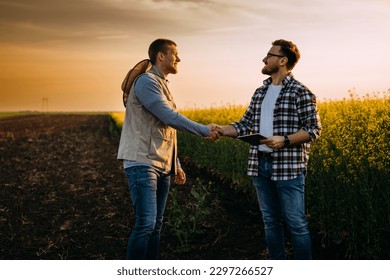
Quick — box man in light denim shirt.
[117,38,218,259]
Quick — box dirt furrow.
[0,114,264,260]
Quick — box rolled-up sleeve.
[297,90,322,141]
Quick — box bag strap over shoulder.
[122,59,152,107]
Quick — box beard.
[167,63,178,74]
[262,64,279,75]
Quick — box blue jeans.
[124,166,170,260]
[252,157,312,260]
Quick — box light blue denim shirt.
[134,66,210,136]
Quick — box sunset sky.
[0,0,389,112]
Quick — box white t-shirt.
[259,84,282,152]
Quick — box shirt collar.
[263,73,294,86]
[149,65,167,81]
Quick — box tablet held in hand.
[237,133,267,145]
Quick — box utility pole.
[42,97,48,112]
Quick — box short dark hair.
[148,38,177,64]
[272,39,300,70]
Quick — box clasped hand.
[205,126,286,149]
[205,124,223,141]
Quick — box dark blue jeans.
[252,157,312,260]
[124,166,170,260]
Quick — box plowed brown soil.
[0,114,265,260]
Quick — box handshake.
[204,124,287,149]
[205,124,226,141]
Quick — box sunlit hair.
[148,38,177,65]
[272,39,300,70]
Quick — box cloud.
[0,1,191,45]
[0,0,271,47]
[2,0,389,53]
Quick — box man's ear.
[157,51,165,62]
[280,56,288,67]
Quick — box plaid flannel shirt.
[232,74,322,180]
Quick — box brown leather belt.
[258,151,274,159]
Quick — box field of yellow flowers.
[110,91,389,259]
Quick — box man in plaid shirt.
[218,39,321,259]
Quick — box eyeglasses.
[265,53,285,59]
